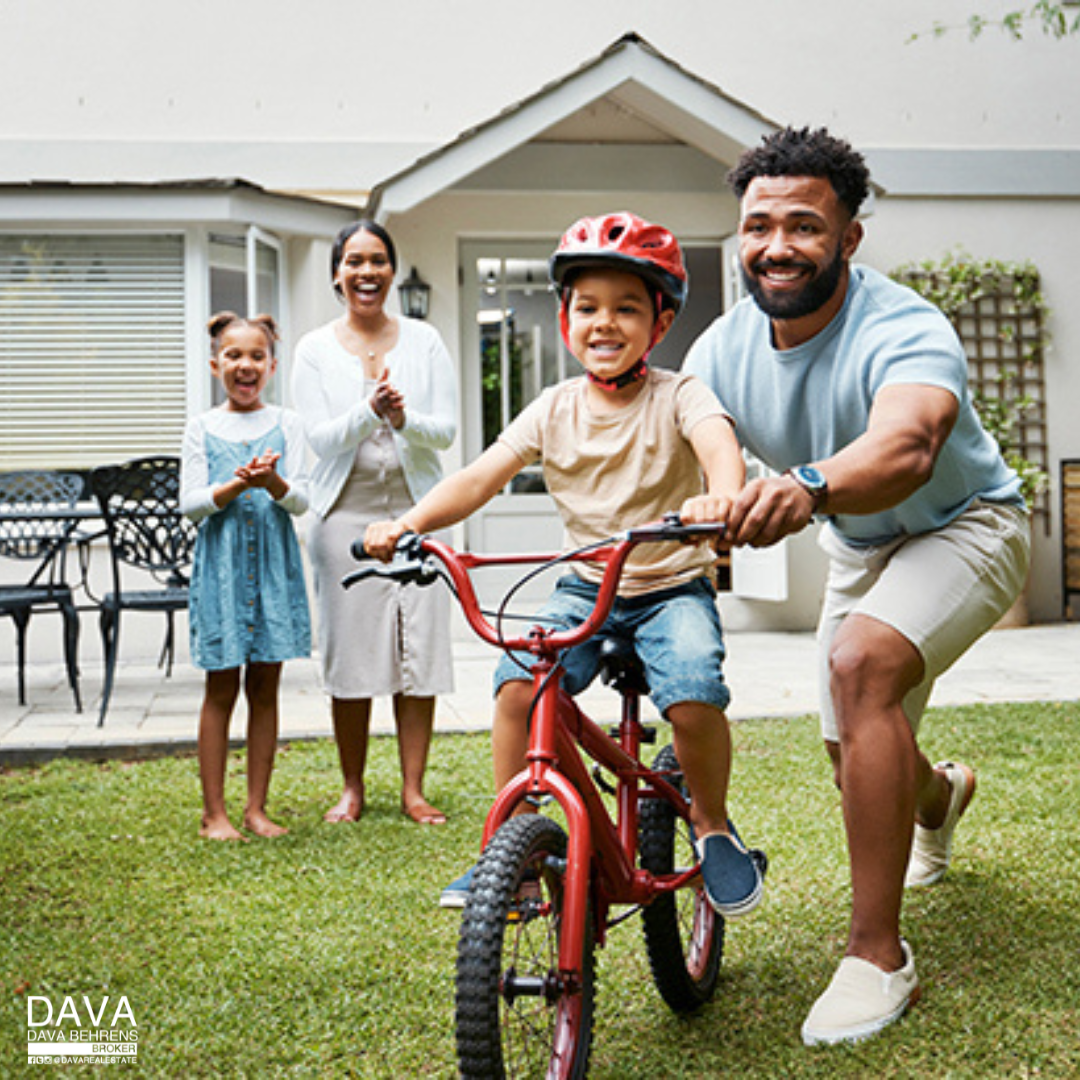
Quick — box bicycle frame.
[416,530,711,984]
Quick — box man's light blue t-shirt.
[684,265,1022,546]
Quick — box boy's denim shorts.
[493,574,731,716]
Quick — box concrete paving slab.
[1,622,1076,766]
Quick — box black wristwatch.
[786,465,828,511]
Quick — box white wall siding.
[1,2,1076,194]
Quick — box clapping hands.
[235,449,282,488]
[370,370,406,429]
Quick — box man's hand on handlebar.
[363,518,414,562]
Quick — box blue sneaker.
[439,865,476,909]
[695,824,764,918]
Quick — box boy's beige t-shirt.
[498,368,730,596]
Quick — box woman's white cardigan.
[291,316,458,518]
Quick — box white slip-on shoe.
[905,761,976,888]
[801,940,921,1046]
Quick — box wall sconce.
[398,266,431,320]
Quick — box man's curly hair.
[728,127,871,219]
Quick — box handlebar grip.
[351,531,422,563]
[625,515,727,543]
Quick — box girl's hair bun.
[208,311,280,355]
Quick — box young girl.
[181,312,312,840]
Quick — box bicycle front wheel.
[639,743,724,1012]
[456,814,596,1080]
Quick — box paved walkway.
[1,622,1076,765]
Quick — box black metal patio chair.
[89,456,197,726]
[0,470,86,711]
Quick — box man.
[685,127,1030,1046]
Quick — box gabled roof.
[366,33,780,220]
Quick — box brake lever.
[341,564,390,590]
[342,532,442,590]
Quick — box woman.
[292,220,457,824]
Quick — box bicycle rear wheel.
[639,743,724,1012]
[456,814,596,1080]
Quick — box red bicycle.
[345,518,763,1079]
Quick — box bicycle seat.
[597,636,650,696]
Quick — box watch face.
[793,466,827,494]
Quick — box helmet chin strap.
[586,357,648,392]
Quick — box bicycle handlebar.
[342,514,726,655]
[345,533,440,586]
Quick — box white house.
[1,1,1077,627]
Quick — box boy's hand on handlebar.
[678,494,732,544]
[363,519,413,562]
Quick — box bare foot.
[200,814,247,841]
[243,810,289,838]
[324,785,364,823]
[402,797,447,825]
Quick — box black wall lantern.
[398,266,431,320]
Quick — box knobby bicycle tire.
[456,814,596,1080]
[639,744,724,1011]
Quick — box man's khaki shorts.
[816,501,1031,741]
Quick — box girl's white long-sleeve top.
[291,316,459,518]
[179,405,310,521]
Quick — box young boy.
[364,212,764,916]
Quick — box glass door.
[459,241,564,589]
[468,244,564,490]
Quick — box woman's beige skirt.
[307,429,454,699]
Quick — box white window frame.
[0,222,288,468]
[203,225,287,409]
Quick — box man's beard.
[740,243,845,321]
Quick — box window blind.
[0,234,186,469]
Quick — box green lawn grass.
[3,700,1078,1078]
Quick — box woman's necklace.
[339,317,389,378]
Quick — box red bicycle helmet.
[549,212,688,314]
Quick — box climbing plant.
[890,252,1051,514]
[909,1,1080,41]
